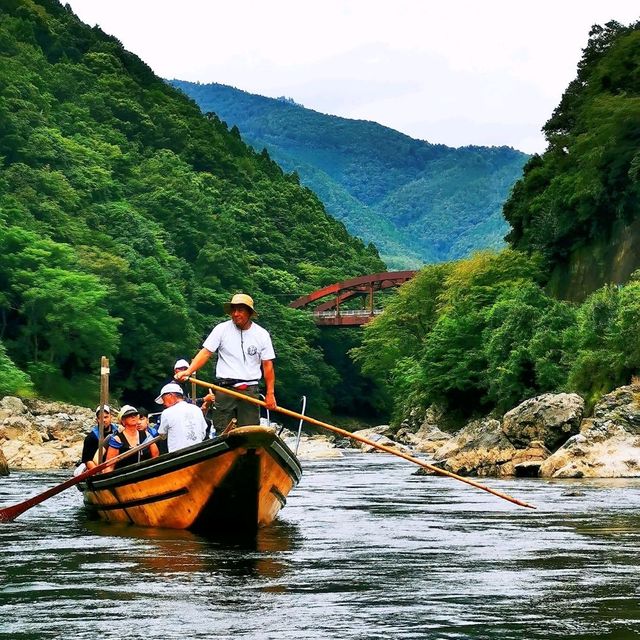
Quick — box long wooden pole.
[0,435,163,523]
[97,356,109,464]
[191,370,197,402]
[186,376,536,509]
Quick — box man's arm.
[175,347,212,381]
[262,359,276,410]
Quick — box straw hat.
[223,293,256,315]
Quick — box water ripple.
[2,458,640,638]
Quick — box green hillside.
[354,19,640,426]
[170,80,529,269]
[0,0,385,414]
[504,20,640,299]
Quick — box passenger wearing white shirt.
[175,293,276,432]
[156,383,207,452]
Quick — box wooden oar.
[0,435,163,523]
[185,377,536,509]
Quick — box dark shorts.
[213,385,260,431]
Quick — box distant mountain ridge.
[170,80,529,269]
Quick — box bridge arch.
[289,271,417,326]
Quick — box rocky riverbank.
[395,384,640,478]
[2,383,640,478]
[0,396,92,475]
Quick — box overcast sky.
[66,1,638,153]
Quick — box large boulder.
[2,439,83,470]
[282,431,344,460]
[432,418,518,477]
[0,396,30,422]
[0,415,43,445]
[395,408,452,454]
[351,427,413,454]
[0,446,8,475]
[591,385,640,433]
[502,393,584,450]
[0,396,93,470]
[540,385,640,478]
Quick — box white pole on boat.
[295,395,307,456]
[259,393,270,426]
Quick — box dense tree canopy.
[0,0,384,413]
[504,20,640,268]
[356,250,640,425]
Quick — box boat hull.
[79,426,302,533]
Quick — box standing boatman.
[175,293,276,432]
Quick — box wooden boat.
[78,425,302,533]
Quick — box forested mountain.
[170,80,529,269]
[504,20,640,300]
[354,20,640,426]
[0,0,385,414]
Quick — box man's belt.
[216,378,258,388]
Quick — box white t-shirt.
[202,320,276,381]
[158,400,207,452]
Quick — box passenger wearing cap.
[170,359,190,387]
[155,382,208,452]
[175,293,276,432]
[104,405,160,472]
[79,405,118,470]
[170,358,216,417]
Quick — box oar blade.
[0,502,28,523]
[0,435,162,523]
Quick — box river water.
[2,453,640,639]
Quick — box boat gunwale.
[81,427,302,492]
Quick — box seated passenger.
[79,405,117,471]
[172,359,190,386]
[104,405,160,472]
[138,406,168,455]
[166,358,216,436]
[155,383,207,452]
[137,407,155,435]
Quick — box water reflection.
[80,511,300,581]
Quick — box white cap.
[119,404,139,420]
[174,359,189,370]
[95,404,111,415]
[155,382,184,404]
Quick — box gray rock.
[0,446,8,475]
[280,429,343,460]
[540,384,640,478]
[0,396,30,422]
[502,393,584,450]
[432,418,517,477]
[351,427,413,454]
[0,416,43,445]
[592,386,640,434]
[397,425,451,453]
[0,397,93,470]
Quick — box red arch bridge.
[288,271,417,326]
